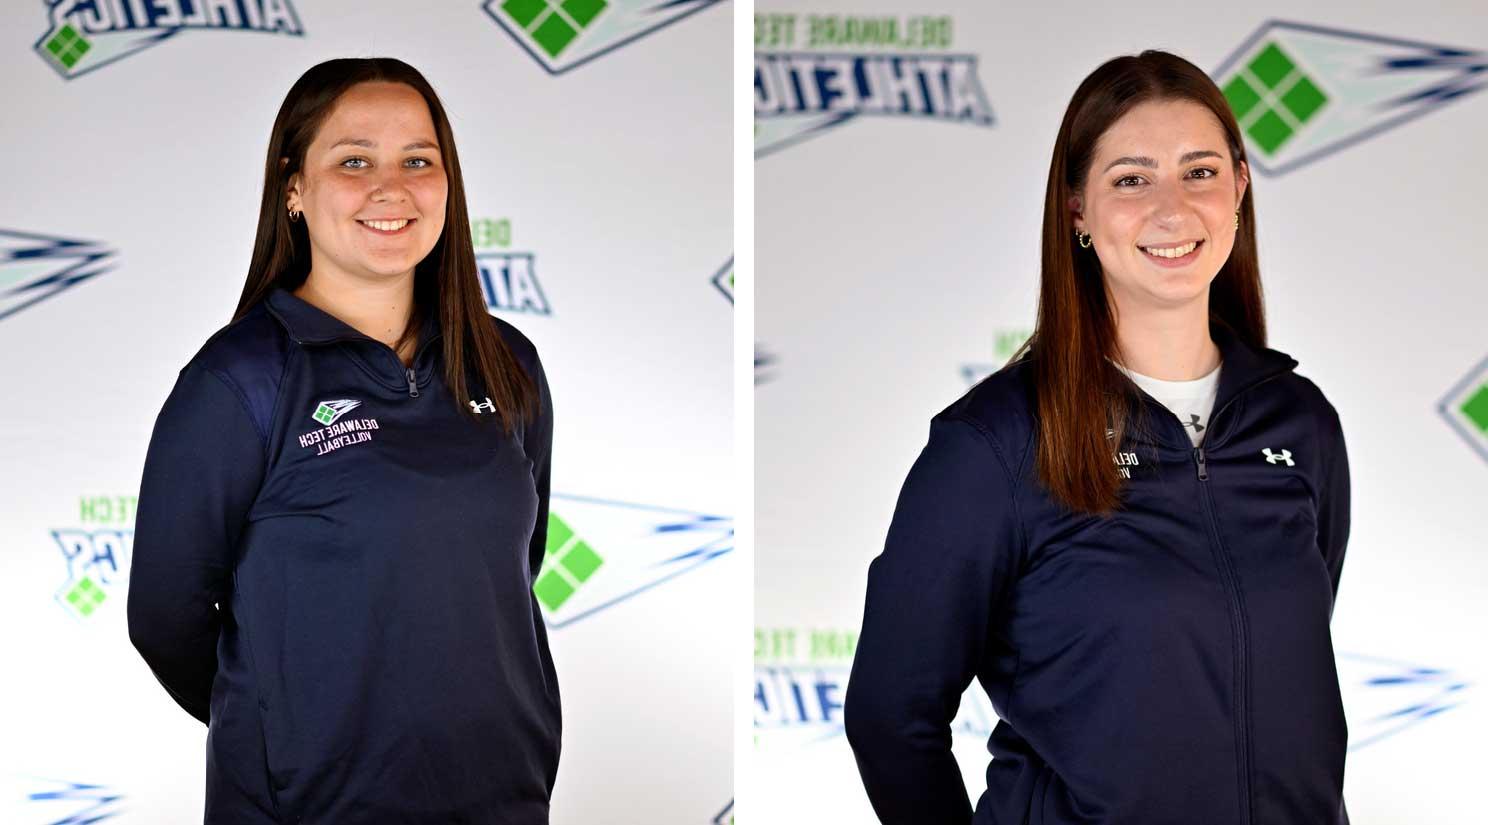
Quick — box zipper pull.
[1194,446,1208,481]
[406,366,419,398]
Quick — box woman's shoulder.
[933,355,1038,468]
[487,312,543,375]
[185,299,291,384]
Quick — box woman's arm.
[128,362,266,724]
[844,414,1024,824]
[1317,402,1350,620]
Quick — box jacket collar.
[1118,320,1298,449]
[264,286,442,387]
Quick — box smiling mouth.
[357,218,416,235]
[1139,239,1203,262]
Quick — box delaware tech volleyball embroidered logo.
[34,0,304,80]
[484,0,723,75]
[1212,21,1487,176]
[755,11,995,157]
[299,400,379,456]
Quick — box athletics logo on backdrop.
[755,12,994,157]
[34,0,303,80]
[534,494,732,628]
[473,217,551,315]
[1212,21,1487,176]
[484,0,723,75]
[17,778,125,823]
[713,257,734,304]
[51,495,134,621]
[0,229,114,323]
[754,626,998,747]
[1438,353,1488,466]
[1335,652,1471,751]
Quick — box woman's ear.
[1235,159,1249,205]
[1067,194,1084,232]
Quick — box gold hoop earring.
[1234,210,1239,229]
[1076,229,1092,249]
[288,208,301,223]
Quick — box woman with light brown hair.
[128,57,560,824]
[845,50,1350,825]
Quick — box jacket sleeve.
[844,414,1024,825]
[523,350,553,583]
[1316,402,1351,621]
[128,361,266,725]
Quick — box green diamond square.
[534,569,576,611]
[546,512,574,553]
[561,0,606,28]
[66,588,82,604]
[561,540,603,583]
[78,577,95,591]
[1281,75,1327,123]
[69,38,90,59]
[91,589,107,605]
[78,601,95,616]
[45,34,66,56]
[1223,74,1263,121]
[532,14,578,58]
[1248,42,1296,89]
[1461,385,1488,432]
[313,404,335,425]
[502,0,547,28]
[1247,107,1294,155]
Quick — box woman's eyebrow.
[1102,149,1222,172]
[329,138,440,151]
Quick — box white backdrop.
[0,1,733,823]
[756,2,1487,823]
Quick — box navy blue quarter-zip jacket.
[127,286,560,824]
[844,322,1351,825]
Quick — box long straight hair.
[1010,50,1266,517]
[233,57,535,432]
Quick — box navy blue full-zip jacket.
[127,286,560,824]
[844,322,1351,825]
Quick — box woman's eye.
[340,157,434,168]
[1189,167,1217,179]
[1115,175,1143,187]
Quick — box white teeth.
[1142,240,1198,258]
[360,219,409,231]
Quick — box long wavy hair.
[1009,50,1266,517]
[233,57,535,431]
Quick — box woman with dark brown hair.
[844,50,1351,825]
[127,58,560,823]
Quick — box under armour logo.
[1184,414,1204,432]
[469,397,496,414]
[1262,447,1294,466]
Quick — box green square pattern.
[1249,42,1295,89]
[1222,75,1262,120]
[65,576,107,617]
[533,512,606,611]
[499,0,609,58]
[44,24,91,70]
[1461,384,1488,433]
[1221,41,1329,157]
[313,403,336,425]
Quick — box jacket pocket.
[256,697,288,823]
[1029,763,1054,825]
